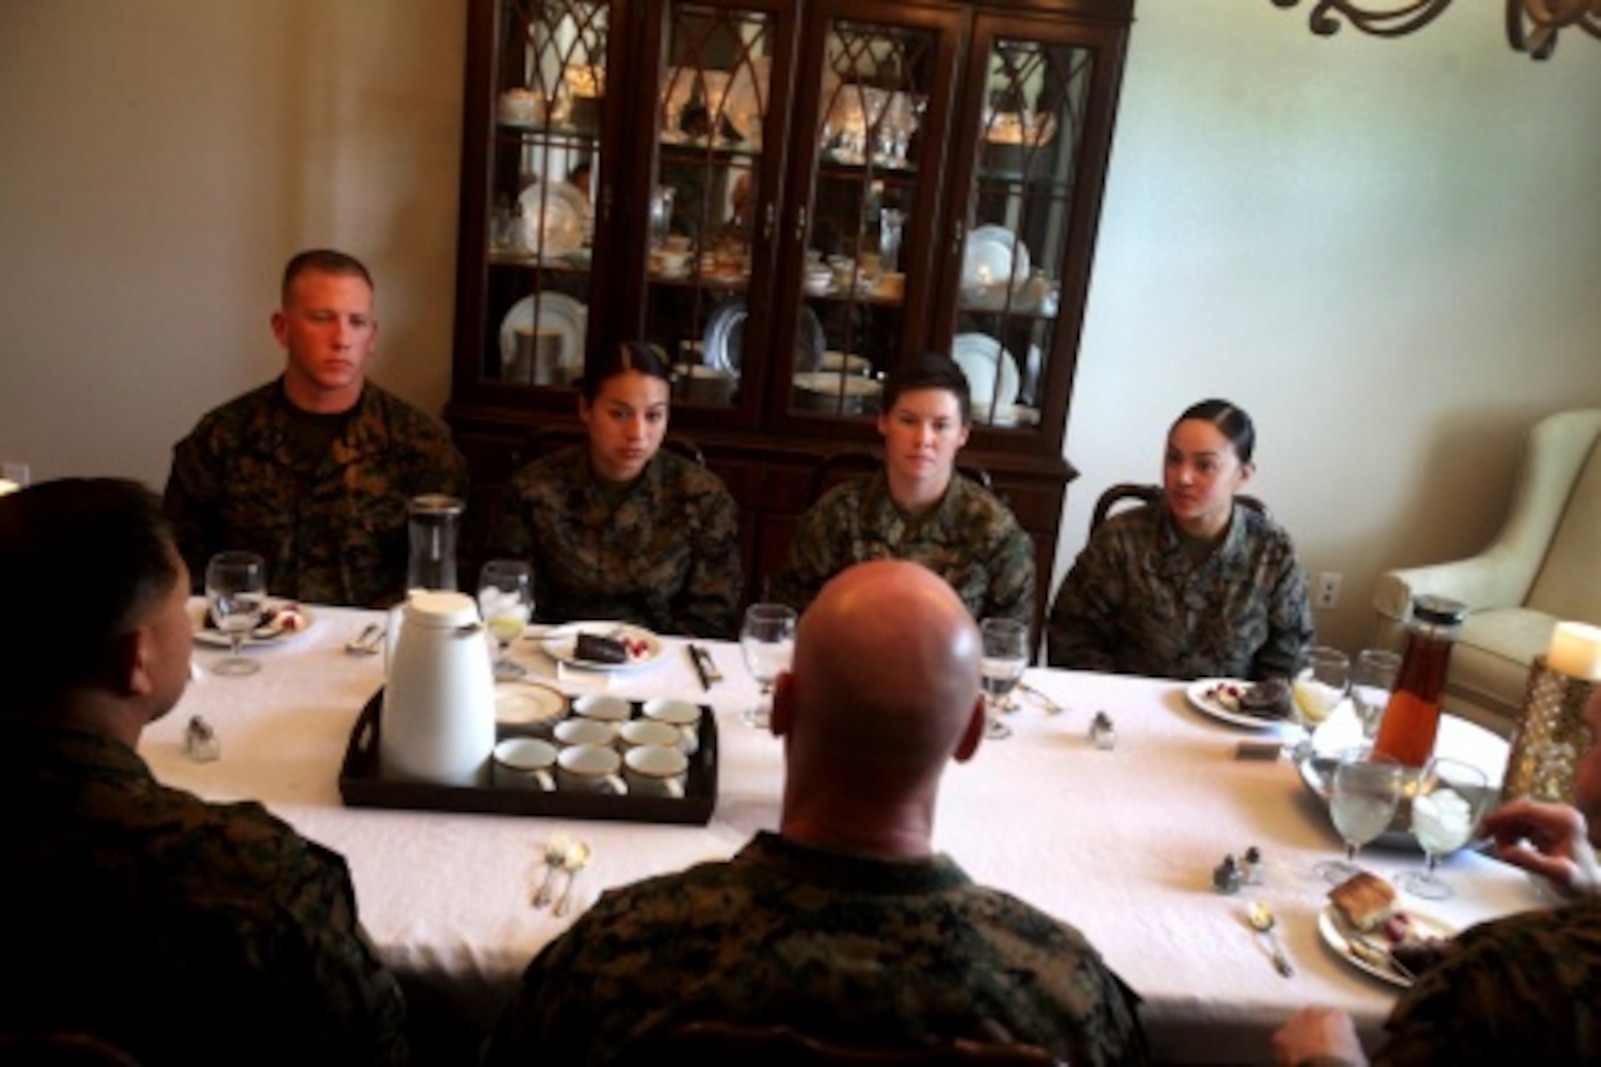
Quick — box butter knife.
[688,644,723,689]
[687,645,712,691]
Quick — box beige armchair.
[1373,408,1601,736]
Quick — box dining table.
[148,604,1547,1065]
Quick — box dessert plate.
[1317,905,1454,989]
[189,598,316,648]
[540,621,664,671]
[1184,678,1284,731]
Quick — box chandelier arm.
[1272,0,1458,38]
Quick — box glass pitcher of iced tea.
[1371,594,1469,769]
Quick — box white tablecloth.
[144,606,1544,1063]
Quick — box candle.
[0,479,20,496]
[1547,621,1601,681]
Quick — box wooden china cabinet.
[445,0,1135,631]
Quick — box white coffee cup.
[641,698,701,755]
[491,737,557,791]
[572,694,631,723]
[623,744,688,798]
[554,718,617,747]
[556,743,628,795]
[617,719,680,751]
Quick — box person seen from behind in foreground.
[483,559,1146,1066]
[0,478,407,1065]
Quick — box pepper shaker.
[1090,711,1116,750]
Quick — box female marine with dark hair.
[488,342,742,638]
[1046,399,1314,680]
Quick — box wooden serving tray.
[338,690,718,825]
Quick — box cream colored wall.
[1,2,1598,655]
[0,0,465,484]
[1063,2,1601,652]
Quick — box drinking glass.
[1289,646,1350,761]
[1401,757,1489,900]
[1318,747,1403,883]
[980,618,1029,741]
[205,551,266,677]
[477,560,534,681]
[740,603,796,729]
[1351,648,1402,749]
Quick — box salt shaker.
[1090,711,1116,750]
[184,715,220,763]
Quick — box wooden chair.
[639,1021,1064,1066]
[1090,482,1267,533]
[805,450,992,506]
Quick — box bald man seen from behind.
[483,559,1149,1066]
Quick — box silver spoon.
[553,840,592,917]
[532,832,570,908]
[1248,901,1294,977]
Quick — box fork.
[532,832,571,907]
[345,623,384,656]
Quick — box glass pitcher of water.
[406,494,464,592]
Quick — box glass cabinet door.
[644,2,785,418]
[481,0,612,390]
[947,21,1104,437]
[779,6,963,422]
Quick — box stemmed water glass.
[740,603,796,729]
[1289,646,1350,761]
[478,559,534,681]
[980,618,1029,741]
[1351,648,1402,751]
[1318,747,1404,883]
[1402,757,1489,900]
[205,551,266,677]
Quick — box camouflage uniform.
[482,831,1148,1066]
[1371,897,1601,1064]
[163,377,469,608]
[489,445,742,639]
[1046,501,1313,680]
[0,722,406,1066]
[772,472,1035,626]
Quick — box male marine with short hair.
[164,248,468,606]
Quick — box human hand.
[1271,1006,1366,1066]
[1480,798,1601,897]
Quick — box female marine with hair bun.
[489,341,741,638]
[1046,399,1314,680]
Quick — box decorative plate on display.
[497,293,588,377]
[516,181,588,258]
[539,621,664,672]
[702,299,824,374]
[961,225,1030,292]
[951,334,1021,423]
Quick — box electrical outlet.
[1316,571,1342,610]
